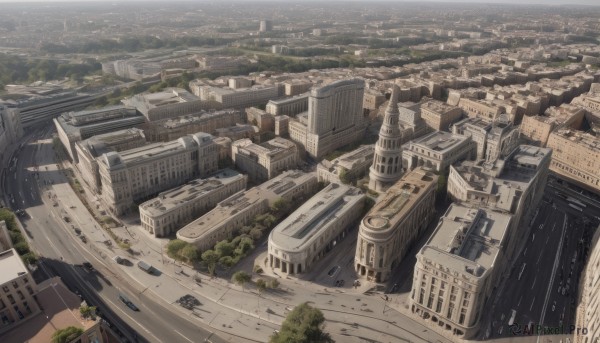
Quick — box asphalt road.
[2,124,224,343]
[488,179,600,342]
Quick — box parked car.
[137,260,153,274]
[119,294,139,312]
[83,262,94,272]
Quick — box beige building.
[139,109,245,142]
[75,128,147,193]
[232,137,298,183]
[574,224,600,343]
[546,129,600,193]
[456,97,503,122]
[99,132,219,215]
[1,276,107,343]
[0,249,39,334]
[356,168,437,282]
[246,107,274,132]
[123,88,217,122]
[519,104,585,147]
[410,205,512,338]
[317,145,374,184]
[284,81,312,96]
[269,183,365,275]
[139,169,247,237]
[420,100,463,132]
[54,106,144,162]
[266,94,309,116]
[363,91,386,110]
[447,145,551,256]
[194,82,284,109]
[0,221,13,251]
[177,170,317,251]
[274,115,290,137]
[402,131,476,174]
[452,115,519,162]
[289,79,367,159]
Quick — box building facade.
[268,183,365,275]
[0,105,22,167]
[75,128,147,193]
[420,100,463,132]
[369,85,404,192]
[0,249,39,334]
[177,170,318,251]
[54,106,144,162]
[410,205,511,338]
[139,169,247,237]
[574,224,600,343]
[122,88,216,122]
[266,94,309,116]
[232,137,299,183]
[402,131,476,174]
[356,168,437,282]
[546,129,600,193]
[289,79,367,159]
[98,132,219,215]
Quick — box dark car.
[80,235,87,243]
[83,262,94,271]
[119,294,139,311]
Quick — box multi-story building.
[456,97,503,122]
[0,221,12,251]
[177,170,317,251]
[1,276,107,343]
[289,79,367,159]
[98,132,219,215]
[54,106,144,162]
[139,169,247,237]
[402,131,476,174]
[356,168,437,282]
[246,107,274,132]
[231,137,298,183]
[363,91,386,111]
[195,56,251,72]
[369,85,404,192]
[266,94,309,116]
[546,129,600,192]
[268,183,365,275]
[283,81,312,96]
[139,109,245,142]
[410,205,512,338]
[75,128,147,193]
[452,115,519,162]
[519,104,585,147]
[0,249,39,334]
[318,145,374,184]
[574,224,600,343]
[215,124,258,142]
[193,81,284,109]
[259,20,273,32]
[123,88,217,122]
[447,145,551,255]
[0,105,22,166]
[274,115,290,137]
[419,100,463,132]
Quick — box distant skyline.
[0,0,598,5]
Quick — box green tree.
[0,209,17,230]
[219,255,235,268]
[338,167,351,184]
[232,271,251,292]
[79,305,97,320]
[51,326,84,343]
[214,240,235,257]
[271,198,290,215]
[270,303,333,343]
[201,250,219,276]
[166,239,187,259]
[234,237,254,257]
[180,244,199,263]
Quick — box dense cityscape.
[0,1,600,342]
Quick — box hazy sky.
[0,0,597,4]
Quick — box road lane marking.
[517,296,522,308]
[530,296,536,311]
[174,330,194,343]
[531,276,537,290]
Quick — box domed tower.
[369,85,404,192]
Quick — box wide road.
[2,124,225,343]
[488,182,599,342]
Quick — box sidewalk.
[49,156,456,343]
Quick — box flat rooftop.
[139,169,245,216]
[420,99,458,114]
[0,249,29,286]
[269,183,364,252]
[362,168,437,233]
[177,170,315,240]
[421,204,510,279]
[1,277,98,343]
[411,131,468,153]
